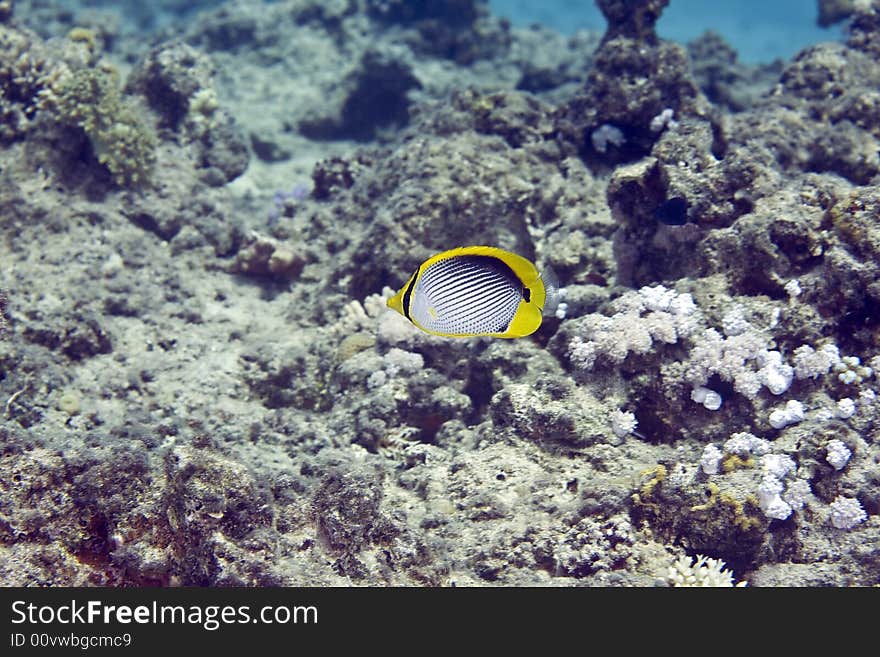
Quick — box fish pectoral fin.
[505,301,543,338]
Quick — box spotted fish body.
[387,246,554,338]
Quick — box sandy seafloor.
[0,0,878,586]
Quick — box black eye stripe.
[402,269,419,322]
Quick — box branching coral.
[55,65,156,187]
[0,25,65,142]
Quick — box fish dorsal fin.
[425,246,549,316]
[423,246,540,285]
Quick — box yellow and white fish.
[386,246,560,338]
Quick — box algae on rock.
[56,65,156,187]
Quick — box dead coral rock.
[311,155,358,200]
[0,543,98,586]
[241,340,332,412]
[847,0,880,57]
[552,516,637,578]
[648,118,761,225]
[818,0,859,27]
[196,116,249,186]
[0,439,156,585]
[123,175,241,254]
[0,446,75,547]
[781,43,873,102]
[831,186,880,262]
[630,464,769,574]
[126,42,249,185]
[21,310,112,360]
[309,94,566,300]
[366,0,481,27]
[556,14,708,162]
[365,0,508,64]
[605,117,770,286]
[312,471,383,553]
[125,42,215,131]
[0,289,8,339]
[689,174,880,351]
[750,42,880,183]
[249,129,291,162]
[687,30,782,112]
[490,379,613,448]
[231,234,305,281]
[514,27,599,95]
[605,156,665,230]
[185,3,259,53]
[694,182,832,290]
[608,28,880,287]
[823,186,880,342]
[555,0,707,162]
[596,0,669,44]
[808,118,880,184]
[465,89,558,151]
[311,469,406,578]
[299,49,421,141]
[162,446,275,585]
[831,89,880,140]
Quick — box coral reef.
[0,23,63,141]
[55,65,157,186]
[555,0,710,164]
[818,0,861,26]
[124,42,248,185]
[686,31,783,112]
[0,0,877,588]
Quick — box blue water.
[490,0,846,64]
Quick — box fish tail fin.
[539,265,563,317]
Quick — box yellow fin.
[502,299,544,338]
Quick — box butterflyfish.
[386,246,560,338]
